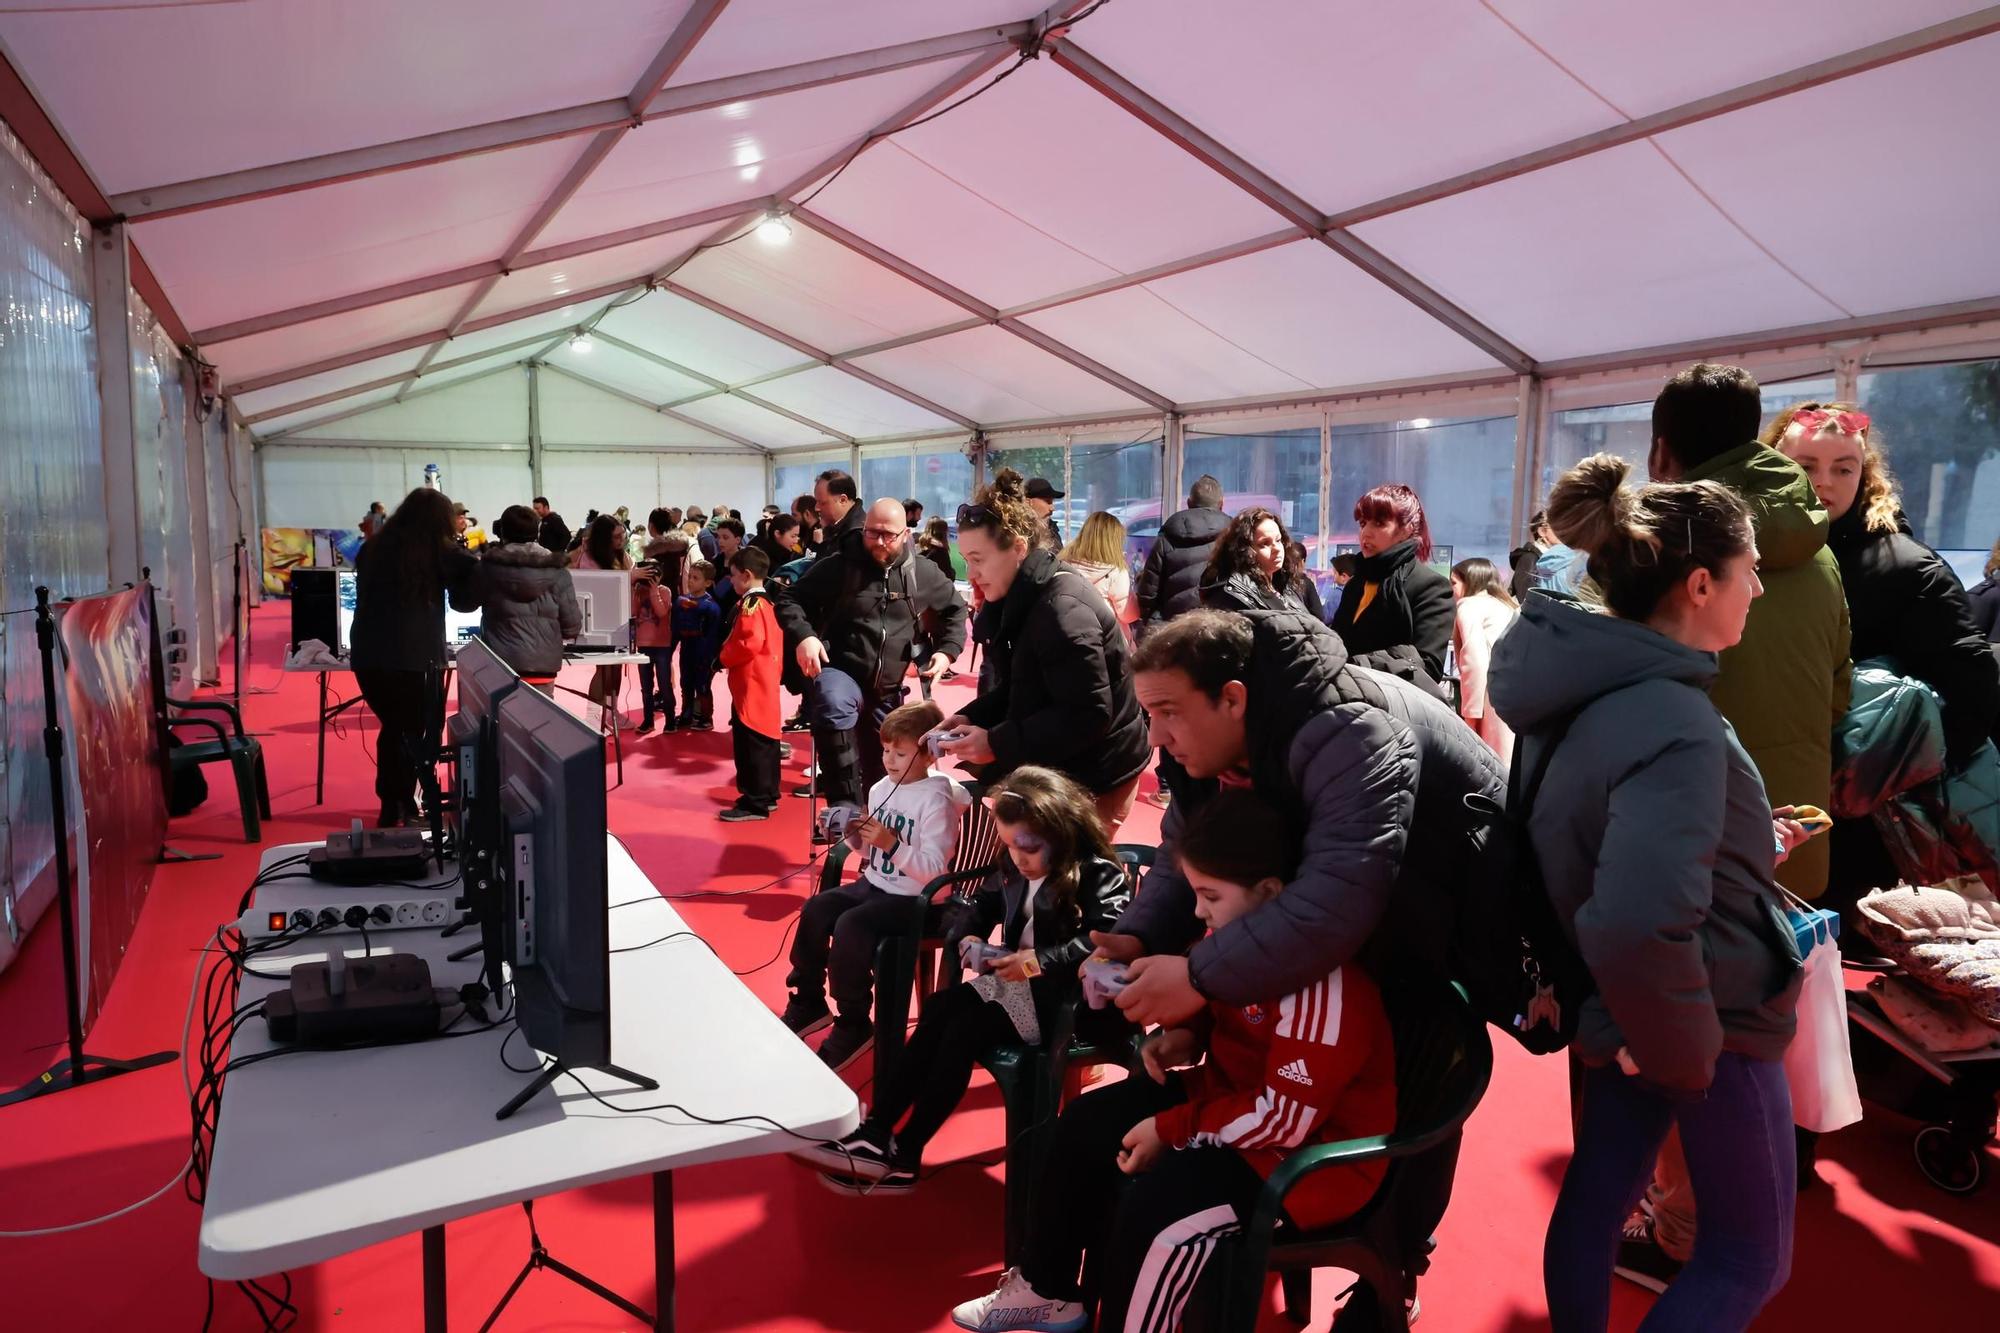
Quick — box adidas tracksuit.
[1019,963,1396,1331]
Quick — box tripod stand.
[478,1198,656,1332]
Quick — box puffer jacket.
[1827,505,1999,764]
[942,852,1131,1028]
[1118,610,1505,1003]
[1199,567,1314,617]
[1682,443,1852,898]
[1135,506,1229,630]
[476,542,581,677]
[1490,594,1803,1093]
[959,550,1151,795]
[1327,539,1455,685]
[1966,574,2000,644]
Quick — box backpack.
[1453,712,1593,1054]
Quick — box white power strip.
[246,881,461,938]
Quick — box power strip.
[246,881,461,938]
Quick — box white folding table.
[200,836,858,1330]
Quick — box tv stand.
[496,1058,658,1120]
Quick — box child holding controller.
[781,699,973,1071]
[795,766,1129,1190]
[949,789,1396,1333]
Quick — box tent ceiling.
[4,0,1994,448]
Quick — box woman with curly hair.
[1767,403,2000,907]
[1198,506,1315,616]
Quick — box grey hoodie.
[1489,594,1801,1093]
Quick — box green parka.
[1684,442,1852,897]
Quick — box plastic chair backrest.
[953,782,1001,879]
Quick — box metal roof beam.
[1050,42,1534,375]
[110,19,1031,222]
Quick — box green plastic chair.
[165,696,271,841]
[1206,980,1494,1332]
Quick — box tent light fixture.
[568,330,594,354]
[755,211,793,245]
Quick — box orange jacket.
[719,588,781,738]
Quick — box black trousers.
[1022,1075,1270,1333]
[787,881,924,1025]
[353,668,442,809]
[863,981,1022,1162]
[731,721,781,811]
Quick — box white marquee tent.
[5,0,1999,561]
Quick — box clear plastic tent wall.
[0,122,105,976]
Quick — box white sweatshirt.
[857,771,975,897]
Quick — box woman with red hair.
[1328,483,1454,686]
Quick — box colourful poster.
[262,527,366,594]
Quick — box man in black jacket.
[532,496,570,554]
[775,498,967,811]
[812,469,863,553]
[1134,474,1230,634]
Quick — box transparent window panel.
[1331,414,1517,569]
[1070,432,1163,569]
[1859,360,2000,568]
[1184,427,1322,562]
[913,447,973,550]
[861,450,912,506]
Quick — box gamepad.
[924,729,971,759]
[818,804,862,839]
[1081,958,1131,1009]
[959,939,1011,974]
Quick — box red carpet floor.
[1,601,1995,1330]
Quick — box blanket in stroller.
[1857,877,2000,1028]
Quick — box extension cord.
[245,882,460,938]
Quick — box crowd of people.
[336,357,2000,1333]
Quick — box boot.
[811,725,863,809]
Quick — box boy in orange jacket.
[719,547,783,821]
[949,789,1397,1333]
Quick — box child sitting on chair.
[795,765,1130,1192]
[781,700,972,1070]
[949,789,1397,1333]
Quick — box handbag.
[1778,891,1863,1133]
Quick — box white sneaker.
[950,1268,1085,1332]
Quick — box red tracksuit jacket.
[1153,963,1397,1230]
[719,588,781,739]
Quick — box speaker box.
[290,567,339,653]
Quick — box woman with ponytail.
[1489,455,1804,1332]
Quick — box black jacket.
[942,853,1131,1024]
[1828,506,2000,763]
[476,542,581,677]
[537,512,571,555]
[810,503,864,555]
[958,550,1152,795]
[348,537,481,672]
[773,540,967,697]
[1327,539,1455,685]
[1200,567,1315,617]
[1135,506,1229,629]
[1508,543,1542,601]
[1117,610,1504,1003]
[1966,575,2000,645]
[920,542,956,585]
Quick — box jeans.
[636,647,674,720]
[807,667,903,807]
[676,641,713,719]
[1545,1053,1794,1333]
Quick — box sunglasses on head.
[957,503,1000,528]
[1791,408,1870,437]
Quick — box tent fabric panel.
[543,450,766,517]
[1019,287,1314,404]
[260,444,530,530]
[848,324,1150,423]
[538,371,740,448]
[534,61,954,250]
[425,303,608,364]
[1351,141,1847,363]
[815,60,1275,300]
[1076,0,1620,216]
[127,139,578,330]
[1141,241,1506,389]
[254,386,407,441]
[0,0,686,193]
[467,226,715,325]
[1653,35,2000,318]
[1486,0,1989,120]
[594,289,808,383]
[207,281,487,387]
[669,0,1027,85]
[545,339,715,406]
[674,393,839,449]
[749,366,957,438]
[673,222,970,352]
[292,368,529,444]
[231,348,430,420]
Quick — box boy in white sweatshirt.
[783,699,973,1071]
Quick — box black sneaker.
[780,995,833,1037]
[719,805,771,823]
[778,742,794,761]
[661,716,679,733]
[791,782,815,799]
[792,1126,895,1178]
[1614,1212,1683,1294]
[817,1021,873,1072]
[634,717,656,735]
[783,713,810,733]
[818,1163,916,1195]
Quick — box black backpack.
[1453,713,1593,1054]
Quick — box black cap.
[1025,477,1065,501]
